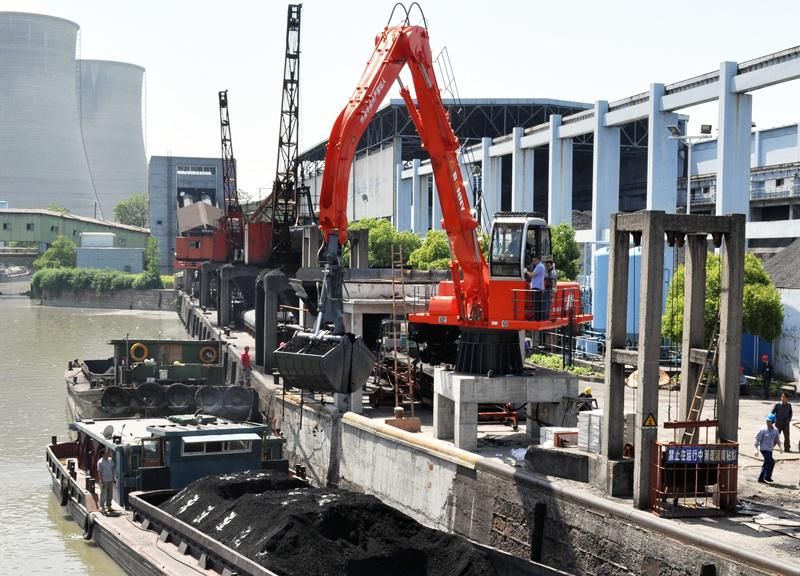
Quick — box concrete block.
[589,454,633,497]
[525,445,589,482]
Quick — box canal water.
[0,283,186,574]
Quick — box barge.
[47,415,565,576]
[46,414,288,575]
[65,338,255,421]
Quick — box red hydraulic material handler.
[275,4,591,393]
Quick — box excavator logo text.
[360,78,387,124]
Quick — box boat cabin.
[66,415,278,507]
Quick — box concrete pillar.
[455,401,478,452]
[679,234,707,423]
[411,159,429,233]
[349,229,369,269]
[434,391,455,440]
[716,61,753,217]
[646,84,679,212]
[633,212,665,509]
[481,137,500,221]
[718,215,746,442]
[217,268,231,327]
[511,127,532,212]
[431,177,442,230]
[301,226,321,269]
[548,115,573,226]
[591,101,621,321]
[753,129,762,168]
[601,215,629,462]
[395,162,412,231]
[524,149,535,211]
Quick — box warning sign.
[643,413,658,428]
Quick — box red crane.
[275,5,591,392]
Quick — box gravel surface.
[161,470,498,576]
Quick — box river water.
[0,282,186,574]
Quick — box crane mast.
[218,90,245,260]
[249,3,305,267]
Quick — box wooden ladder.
[682,317,721,444]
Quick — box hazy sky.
[6,0,800,199]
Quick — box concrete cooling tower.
[0,13,100,217]
[79,60,148,221]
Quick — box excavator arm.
[318,25,489,323]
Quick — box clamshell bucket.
[274,331,375,394]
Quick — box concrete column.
[753,130,762,168]
[679,235,707,422]
[548,115,573,226]
[395,162,412,231]
[601,215,629,462]
[349,229,369,269]
[633,212,665,510]
[411,159,429,234]
[716,61,753,217]
[431,177,442,230]
[481,137,500,221]
[718,215,746,442]
[434,392,455,441]
[591,101,621,320]
[455,401,478,452]
[511,127,532,212]
[646,84,679,212]
[524,149,535,211]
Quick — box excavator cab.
[489,212,551,280]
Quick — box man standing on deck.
[755,413,781,483]
[772,392,793,452]
[241,346,252,387]
[97,449,115,513]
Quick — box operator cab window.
[490,222,524,278]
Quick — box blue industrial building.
[148,156,223,274]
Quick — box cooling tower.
[0,13,100,217]
[79,60,147,221]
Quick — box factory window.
[50,225,58,232]
[702,186,710,195]
[156,219,163,226]
[176,165,216,176]
[2,223,9,230]
[26,223,33,231]
[72,230,78,235]
[123,265,132,273]
[190,240,201,249]
[775,178,784,187]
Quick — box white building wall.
[774,288,800,382]
[351,145,395,221]
[759,125,798,167]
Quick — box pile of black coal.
[161,470,498,576]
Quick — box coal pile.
[161,470,498,576]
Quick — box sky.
[6,0,800,200]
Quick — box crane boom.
[318,25,489,323]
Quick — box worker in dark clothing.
[577,387,595,412]
[761,355,773,399]
[772,392,793,452]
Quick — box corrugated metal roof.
[764,238,800,289]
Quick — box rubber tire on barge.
[165,383,194,412]
[100,386,132,415]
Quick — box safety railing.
[650,438,738,518]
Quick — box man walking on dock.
[97,449,115,513]
[755,413,781,484]
[772,392,793,452]
[241,346,252,387]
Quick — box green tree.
[348,218,422,267]
[550,223,580,281]
[662,252,784,343]
[47,203,69,214]
[134,236,163,289]
[32,235,76,270]
[408,230,451,270]
[113,193,149,228]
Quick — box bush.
[33,235,76,270]
[31,267,145,297]
[161,275,175,289]
[347,218,422,267]
[408,230,451,270]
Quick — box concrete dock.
[179,292,800,575]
